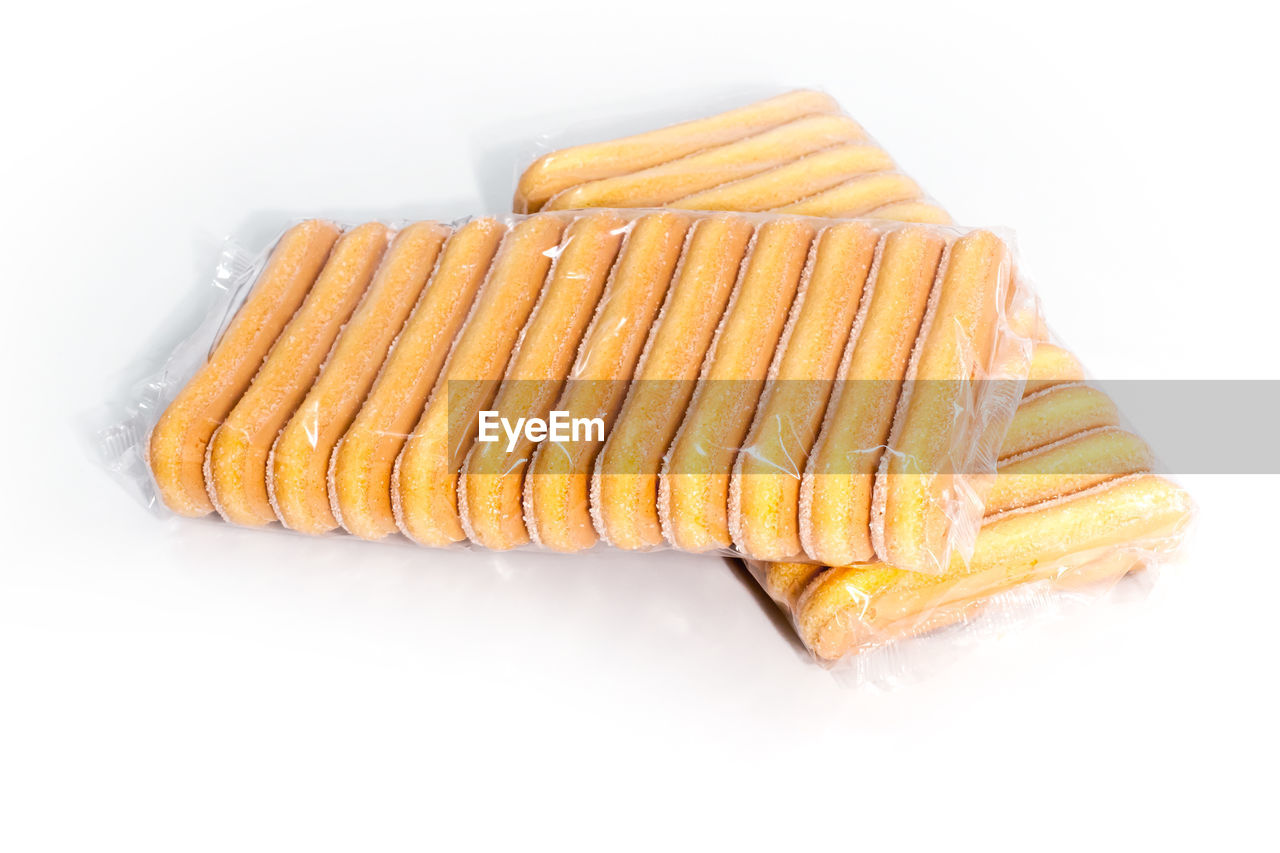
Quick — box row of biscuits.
[514,90,1192,663]
[514,90,950,223]
[754,368,1191,661]
[148,210,1031,574]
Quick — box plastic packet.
[104,209,1034,573]
[744,343,1195,675]
[743,331,1195,673]
[101,234,281,514]
[512,88,950,223]
[509,88,1194,671]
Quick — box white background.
[2,1,1277,850]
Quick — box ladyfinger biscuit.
[1004,285,1047,342]
[777,172,923,218]
[728,222,880,561]
[524,212,692,552]
[985,427,1153,516]
[772,423,1152,618]
[660,219,817,552]
[514,90,839,213]
[796,474,1193,660]
[1023,343,1086,396]
[865,200,953,225]
[1050,549,1149,591]
[329,219,506,540]
[671,144,895,212]
[779,412,1148,605]
[270,222,450,535]
[799,228,947,567]
[458,213,626,550]
[998,383,1120,460]
[205,223,390,526]
[763,561,824,611]
[544,115,866,211]
[393,215,567,547]
[148,220,340,517]
[874,229,1011,574]
[591,216,754,550]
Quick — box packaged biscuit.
[514,89,949,223]
[108,209,1034,574]
[514,90,1194,671]
[745,343,1194,673]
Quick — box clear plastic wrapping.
[508,88,1195,671]
[99,86,1196,681]
[105,209,1035,573]
[513,88,950,223]
[744,341,1196,673]
[742,328,1196,673]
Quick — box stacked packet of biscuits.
[124,89,1193,673]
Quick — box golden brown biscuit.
[329,219,506,540]
[393,215,567,547]
[672,144,894,212]
[865,200,952,224]
[270,222,450,534]
[796,474,1192,660]
[206,223,390,526]
[873,229,1011,574]
[762,561,825,611]
[591,216,754,550]
[986,427,1153,516]
[458,213,626,550]
[514,90,840,213]
[660,219,817,552]
[524,212,692,552]
[777,172,923,218]
[999,383,1120,460]
[728,222,880,560]
[1023,343,1086,396]
[799,228,947,567]
[544,115,865,211]
[148,220,340,517]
